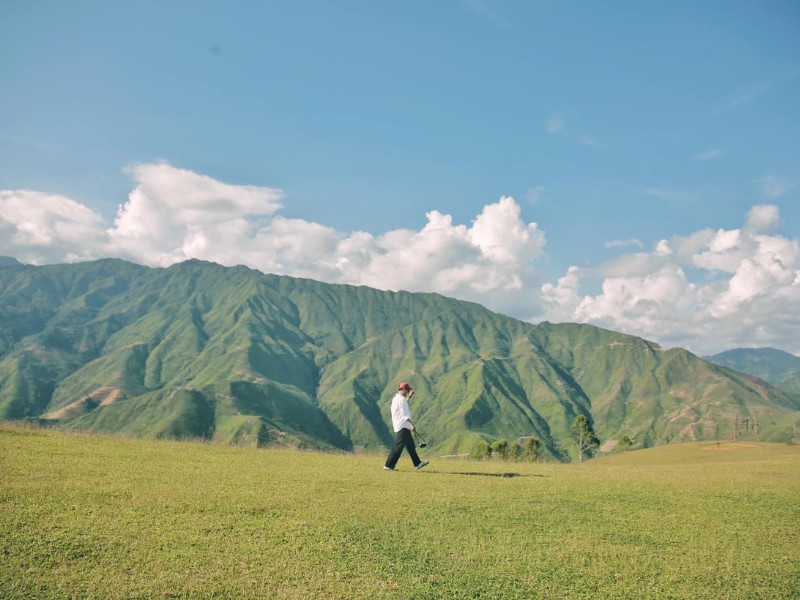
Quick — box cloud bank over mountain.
[542,205,800,354]
[2,162,798,355]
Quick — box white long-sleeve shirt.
[390,393,413,432]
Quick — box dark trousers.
[385,428,421,469]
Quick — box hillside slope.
[1,259,798,458]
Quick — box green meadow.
[2,425,798,599]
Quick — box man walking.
[384,382,429,471]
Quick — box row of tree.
[469,436,543,462]
[470,415,632,463]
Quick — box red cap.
[398,382,412,390]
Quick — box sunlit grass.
[2,424,798,599]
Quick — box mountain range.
[1,258,798,459]
[705,348,800,396]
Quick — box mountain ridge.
[1,258,798,459]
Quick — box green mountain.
[1,259,798,459]
[705,347,800,396]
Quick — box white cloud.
[713,67,800,115]
[108,162,284,265]
[526,186,545,205]
[718,81,771,113]
[692,149,723,162]
[541,266,581,323]
[756,175,797,200]
[654,240,673,256]
[579,135,604,148]
[544,117,604,149]
[542,204,800,354]
[745,204,780,233]
[606,239,644,250]
[0,190,108,263]
[545,115,564,134]
[339,197,547,317]
[0,162,547,321]
[4,165,800,355]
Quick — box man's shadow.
[428,471,545,479]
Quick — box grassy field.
[1,425,798,599]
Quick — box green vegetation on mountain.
[1,258,798,458]
[706,347,800,395]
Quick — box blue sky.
[1,1,799,355]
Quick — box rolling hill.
[1,258,798,459]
